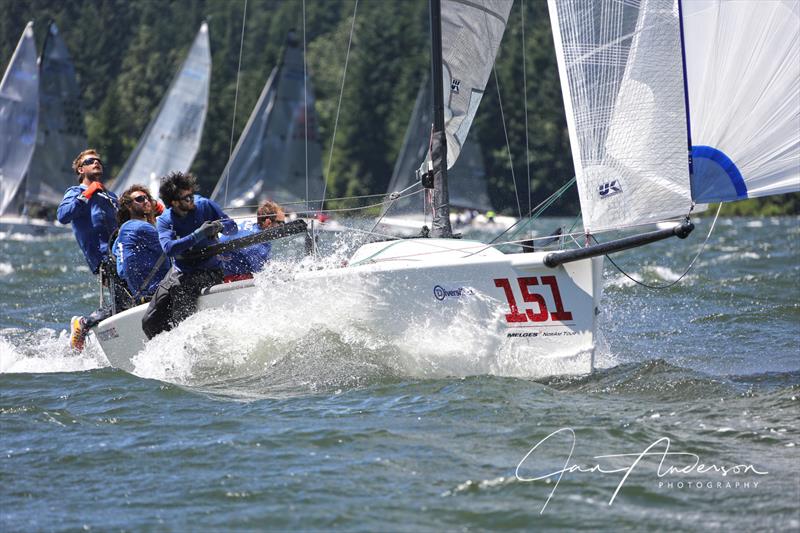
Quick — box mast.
[429,0,453,238]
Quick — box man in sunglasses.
[219,199,286,280]
[58,149,130,350]
[113,185,171,302]
[142,171,238,339]
[57,149,119,275]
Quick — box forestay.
[429,0,512,171]
[683,0,800,203]
[0,22,39,216]
[112,23,211,196]
[548,0,692,233]
[211,34,324,212]
[25,23,87,209]
[385,76,492,219]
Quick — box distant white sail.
[25,23,87,210]
[211,33,324,212]
[549,0,693,233]
[385,75,492,219]
[437,0,512,168]
[211,34,324,211]
[0,22,39,216]
[683,0,800,203]
[112,22,211,196]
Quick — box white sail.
[25,23,87,211]
[0,22,39,216]
[683,0,800,203]
[438,0,512,168]
[385,76,493,219]
[549,0,693,233]
[211,33,325,212]
[112,22,211,196]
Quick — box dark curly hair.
[117,185,154,225]
[159,171,198,204]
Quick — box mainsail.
[385,75,492,219]
[211,33,324,212]
[683,0,800,203]
[0,22,39,216]
[112,22,211,195]
[548,0,693,233]
[25,22,87,211]
[423,0,512,173]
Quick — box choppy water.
[1,216,798,531]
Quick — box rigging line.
[487,176,576,245]
[520,0,532,223]
[483,8,522,220]
[600,204,722,290]
[321,0,359,214]
[491,63,522,220]
[303,0,309,213]
[224,0,249,209]
[222,188,419,212]
[368,183,426,234]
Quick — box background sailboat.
[21,22,87,226]
[211,31,324,215]
[0,22,39,231]
[111,22,211,196]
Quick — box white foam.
[0,262,13,276]
[0,329,109,374]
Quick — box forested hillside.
[1,0,795,216]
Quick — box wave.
[0,328,108,374]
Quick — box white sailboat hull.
[93,239,602,378]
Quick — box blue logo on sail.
[598,181,622,199]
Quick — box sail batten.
[0,22,39,216]
[112,23,211,196]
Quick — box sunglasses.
[131,195,150,204]
[80,157,102,167]
[179,194,194,202]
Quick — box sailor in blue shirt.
[219,200,284,278]
[113,185,171,302]
[57,150,119,275]
[59,149,130,352]
[142,171,237,339]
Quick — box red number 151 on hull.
[494,276,573,324]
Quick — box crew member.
[142,171,237,339]
[220,200,285,280]
[57,149,124,351]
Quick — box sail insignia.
[112,22,211,196]
[0,22,39,216]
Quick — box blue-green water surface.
[1,216,798,531]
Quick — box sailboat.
[0,22,40,234]
[379,75,510,235]
[111,22,211,197]
[211,31,325,215]
[0,23,87,236]
[90,0,797,378]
